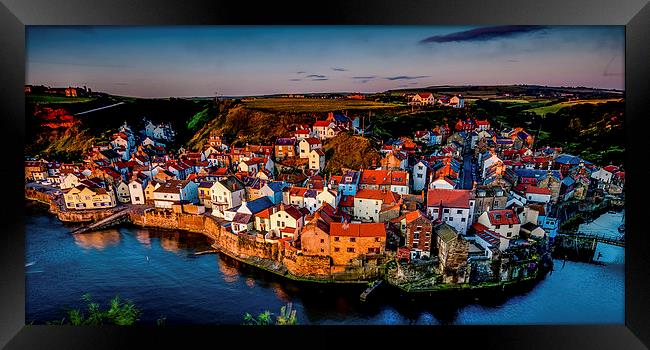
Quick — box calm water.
[25,203,624,325]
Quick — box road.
[459,136,474,190]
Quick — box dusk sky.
[26,26,624,98]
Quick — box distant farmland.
[524,98,624,116]
[242,98,402,113]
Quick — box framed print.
[1,0,649,349]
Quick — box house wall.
[353,198,381,222]
[330,235,385,266]
[300,224,330,256]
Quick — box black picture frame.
[1,0,649,348]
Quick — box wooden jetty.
[360,280,383,302]
[69,209,131,234]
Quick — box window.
[375,237,381,242]
[457,210,463,214]
[414,233,420,240]
[334,237,340,242]
[496,225,501,229]
[320,248,324,253]
[448,217,453,222]
[433,208,439,213]
[416,226,422,231]
[507,232,512,238]
[347,248,355,253]
[276,221,281,227]
[509,224,513,228]
[334,247,340,252]
[443,209,450,213]
[135,197,140,201]
[413,242,418,248]
[350,237,356,242]
[368,248,375,253]
[320,239,324,243]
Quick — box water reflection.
[217,257,239,283]
[73,230,121,250]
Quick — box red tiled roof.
[525,186,551,195]
[313,121,332,127]
[415,93,433,99]
[426,189,472,208]
[355,189,400,204]
[295,129,310,134]
[330,222,385,237]
[303,137,321,145]
[473,223,501,246]
[603,165,619,173]
[486,209,520,226]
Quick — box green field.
[524,98,623,116]
[242,98,402,113]
[490,98,532,104]
[27,94,96,105]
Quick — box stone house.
[435,223,470,284]
[329,222,386,266]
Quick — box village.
[24,92,626,293]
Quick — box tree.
[242,303,297,325]
[48,294,141,326]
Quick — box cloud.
[296,71,306,74]
[289,78,302,81]
[311,78,329,81]
[306,74,326,78]
[384,75,430,81]
[419,25,547,44]
[352,76,376,80]
[331,67,347,71]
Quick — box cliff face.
[187,103,318,150]
[322,133,381,174]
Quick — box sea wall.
[131,208,381,282]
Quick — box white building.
[210,175,245,217]
[409,93,435,105]
[426,189,475,235]
[477,209,521,240]
[129,178,147,205]
[152,180,198,209]
[309,148,326,172]
[299,138,322,159]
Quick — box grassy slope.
[524,98,623,116]
[323,133,381,174]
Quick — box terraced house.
[63,184,117,210]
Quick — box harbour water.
[25,203,624,325]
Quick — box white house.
[60,173,82,190]
[129,178,147,205]
[309,148,326,172]
[523,186,552,204]
[429,177,455,190]
[409,93,435,106]
[316,186,340,209]
[412,160,430,192]
[299,138,322,159]
[591,166,616,184]
[115,181,131,203]
[450,95,465,108]
[210,175,245,217]
[152,180,199,209]
[269,204,306,240]
[481,153,502,178]
[312,120,336,139]
[426,189,475,235]
[477,209,521,240]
